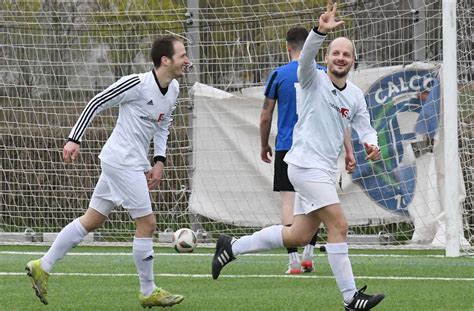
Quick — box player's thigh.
[280,191,295,225]
[284,213,320,245]
[314,203,348,234]
[90,171,116,217]
[288,164,340,214]
[101,163,152,218]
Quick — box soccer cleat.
[212,234,235,279]
[25,259,49,305]
[139,287,184,308]
[301,255,314,273]
[285,261,302,274]
[344,285,385,310]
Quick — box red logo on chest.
[157,113,165,122]
[340,108,350,118]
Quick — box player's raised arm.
[298,1,344,89]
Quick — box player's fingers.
[63,149,70,164]
[71,149,78,161]
[332,1,337,14]
[335,20,344,27]
[327,0,332,13]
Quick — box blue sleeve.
[264,70,279,100]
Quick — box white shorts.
[90,162,152,219]
[287,164,340,215]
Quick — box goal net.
[1,0,472,252]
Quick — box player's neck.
[289,51,301,62]
[153,68,173,88]
[328,72,348,89]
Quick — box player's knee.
[285,229,313,246]
[327,220,348,238]
[135,214,156,236]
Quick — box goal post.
[1,0,472,255]
[441,0,460,257]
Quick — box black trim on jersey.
[152,69,169,96]
[69,76,140,142]
[264,71,278,99]
[153,155,166,165]
[313,28,327,36]
[332,82,347,91]
[67,138,81,145]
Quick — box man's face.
[325,38,354,79]
[169,41,190,78]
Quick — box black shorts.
[273,150,295,192]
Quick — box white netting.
[1,0,472,252]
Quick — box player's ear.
[161,55,170,66]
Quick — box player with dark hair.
[26,35,190,308]
[213,3,384,310]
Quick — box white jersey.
[284,29,378,172]
[68,70,179,171]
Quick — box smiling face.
[325,37,355,79]
[168,41,190,78]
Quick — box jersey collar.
[152,69,169,96]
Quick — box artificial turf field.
[1,245,473,310]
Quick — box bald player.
[212,2,385,310]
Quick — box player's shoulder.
[346,80,365,98]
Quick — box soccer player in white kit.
[26,35,190,308]
[212,2,385,310]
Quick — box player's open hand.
[364,143,380,161]
[318,1,344,34]
[261,144,273,163]
[146,162,164,190]
[63,141,80,164]
[345,152,356,173]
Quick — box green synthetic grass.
[1,245,473,310]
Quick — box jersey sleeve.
[153,82,179,159]
[264,70,279,100]
[298,29,326,89]
[68,74,141,143]
[351,92,378,147]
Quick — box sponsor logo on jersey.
[329,102,351,120]
[139,112,165,123]
[351,68,440,215]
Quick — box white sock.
[303,244,315,259]
[232,225,284,255]
[288,252,300,264]
[133,237,157,296]
[40,218,88,273]
[326,242,357,303]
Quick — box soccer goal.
[1,0,472,256]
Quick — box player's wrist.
[67,137,81,145]
[314,27,328,36]
[153,155,166,165]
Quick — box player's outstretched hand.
[364,143,380,161]
[318,0,344,34]
[63,141,80,164]
[261,144,273,163]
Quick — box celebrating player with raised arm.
[26,36,189,308]
[212,2,384,310]
[261,26,356,274]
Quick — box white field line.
[0,251,451,258]
[2,271,473,281]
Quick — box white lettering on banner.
[374,75,435,105]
